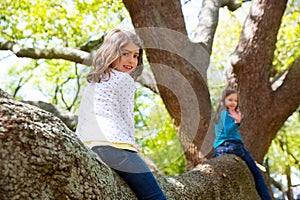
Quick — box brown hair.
[214,88,238,122]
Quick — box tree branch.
[273,56,300,116]
[227,0,290,162]
[0,40,159,92]
[0,93,261,199]
[22,100,78,131]
[0,40,93,66]
[136,70,159,94]
[269,176,283,191]
[192,0,242,54]
[79,36,104,52]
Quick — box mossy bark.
[0,89,260,200]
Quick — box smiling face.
[225,93,238,111]
[111,42,140,73]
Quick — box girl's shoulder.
[219,110,229,120]
[215,109,227,124]
[106,70,135,91]
[220,109,229,115]
[110,69,134,82]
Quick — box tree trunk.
[231,0,300,163]
[124,0,300,168]
[123,0,213,170]
[0,89,261,199]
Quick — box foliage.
[208,6,245,108]
[0,0,126,47]
[267,108,300,181]
[273,1,300,75]
[3,58,89,110]
[134,86,186,176]
[0,0,128,111]
[4,58,37,99]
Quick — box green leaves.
[273,11,300,73]
[0,0,127,48]
[267,109,300,178]
[0,0,127,111]
[134,87,185,175]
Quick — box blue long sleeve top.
[213,110,243,148]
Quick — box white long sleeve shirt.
[75,69,137,151]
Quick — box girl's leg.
[92,146,167,200]
[213,141,243,158]
[214,142,272,200]
[240,148,272,200]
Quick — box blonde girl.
[76,28,167,200]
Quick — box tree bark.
[0,89,261,199]
[193,0,242,53]
[123,0,213,170]
[22,100,78,131]
[123,0,300,167]
[0,40,92,65]
[231,0,300,162]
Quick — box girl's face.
[112,42,140,73]
[225,93,238,111]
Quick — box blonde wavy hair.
[87,28,144,83]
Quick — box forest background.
[0,0,299,199]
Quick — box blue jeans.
[92,145,167,200]
[213,140,272,200]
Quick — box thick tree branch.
[273,57,300,115]
[0,40,158,92]
[123,0,212,169]
[0,88,13,99]
[22,100,78,131]
[0,40,93,65]
[193,0,242,54]
[228,0,290,162]
[0,91,261,199]
[232,0,287,76]
[136,70,159,93]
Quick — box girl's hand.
[229,109,242,124]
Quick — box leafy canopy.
[0,0,128,110]
[1,0,127,47]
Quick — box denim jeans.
[92,145,167,200]
[213,140,272,200]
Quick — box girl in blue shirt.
[213,89,272,200]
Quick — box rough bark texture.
[123,0,300,167]
[231,0,300,162]
[123,0,213,170]
[22,100,78,131]
[0,89,261,199]
[193,0,242,53]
